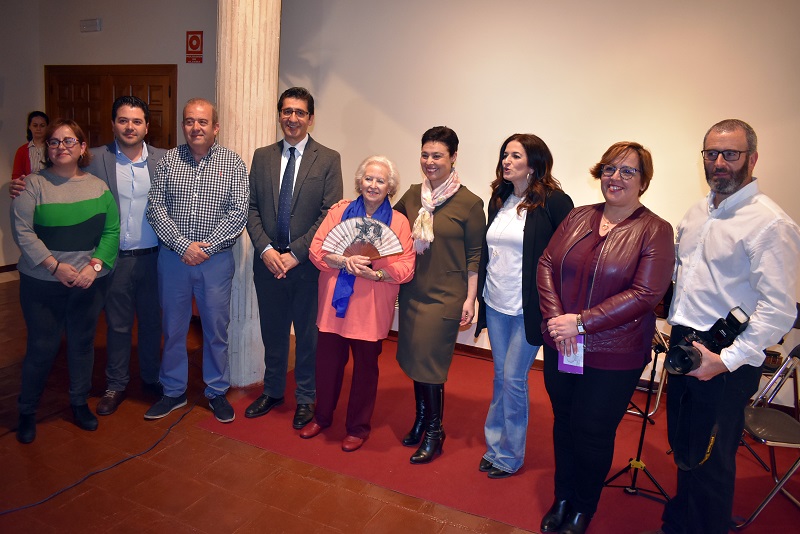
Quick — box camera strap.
[676,423,719,471]
[670,325,726,471]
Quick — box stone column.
[216,0,282,387]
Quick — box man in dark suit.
[246,87,343,428]
[7,95,165,416]
[87,96,165,415]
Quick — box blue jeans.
[157,247,233,399]
[483,305,539,473]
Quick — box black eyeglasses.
[280,108,309,119]
[600,165,640,180]
[701,150,747,162]
[46,137,80,149]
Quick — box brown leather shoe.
[341,435,365,452]
[299,422,323,439]
[96,390,126,416]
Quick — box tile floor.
[0,276,526,533]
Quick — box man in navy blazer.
[85,96,166,415]
[246,87,343,428]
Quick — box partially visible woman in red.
[12,111,50,180]
[305,155,415,452]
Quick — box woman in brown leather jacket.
[536,142,674,534]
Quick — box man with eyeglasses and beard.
[654,119,800,534]
[245,87,343,429]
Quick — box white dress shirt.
[668,179,800,371]
[262,134,310,257]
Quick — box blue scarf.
[331,195,394,318]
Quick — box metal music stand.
[604,328,671,503]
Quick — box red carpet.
[199,340,799,533]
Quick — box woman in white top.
[474,134,573,478]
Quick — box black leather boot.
[16,413,36,444]
[71,404,98,431]
[559,510,591,534]
[410,383,445,464]
[401,381,425,446]
[540,498,569,532]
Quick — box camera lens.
[665,345,702,375]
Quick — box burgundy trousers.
[314,331,383,438]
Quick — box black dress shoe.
[487,466,513,479]
[245,394,284,418]
[479,457,493,472]
[540,498,570,532]
[560,511,591,534]
[17,414,36,444]
[292,403,315,429]
[71,404,98,431]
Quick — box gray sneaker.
[144,394,187,420]
[209,395,235,423]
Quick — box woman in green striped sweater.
[11,119,120,444]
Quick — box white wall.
[279,0,800,225]
[0,1,44,267]
[37,0,217,109]
[279,0,800,347]
[0,0,217,267]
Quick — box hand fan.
[321,217,403,260]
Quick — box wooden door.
[45,65,178,149]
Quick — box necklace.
[600,205,639,232]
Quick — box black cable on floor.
[0,400,198,516]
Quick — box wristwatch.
[90,259,103,272]
[375,269,385,282]
[576,314,586,334]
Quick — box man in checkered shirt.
[144,98,249,424]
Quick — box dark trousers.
[314,331,383,438]
[662,328,762,534]
[253,259,319,404]
[18,273,109,414]
[104,252,162,390]
[543,344,643,515]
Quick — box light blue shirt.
[115,141,159,250]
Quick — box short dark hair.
[704,118,757,153]
[277,87,315,116]
[421,126,459,156]
[590,141,654,197]
[112,95,150,123]
[44,118,92,168]
[26,110,49,142]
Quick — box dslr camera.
[665,307,749,375]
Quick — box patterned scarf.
[411,168,461,254]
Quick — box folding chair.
[733,344,800,530]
